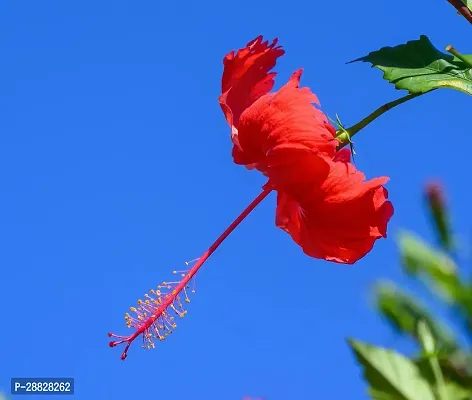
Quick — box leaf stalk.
[446,45,472,69]
[336,93,425,149]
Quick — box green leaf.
[398,231,462,304]
[351,35,472,95]
[417,321,436,356]
[349,339,435,400]
[416,349,472,389]
[416,358,472,400]
[374,281,457,353]
[442,382,472,400]
[446,352,472,387]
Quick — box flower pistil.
[108,259,198,360]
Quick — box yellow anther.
[172,323,177,328]
[185,299,190,303]
[162,281,167,285]
[172,290,176,295]
[137,299,143,305]
[130,307,137,312]
[159,337,165,341]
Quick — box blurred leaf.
[456,285,472,329]
[348,339,435,400]
[398,231,462,303]
[416,359,472,399]
[442,383,472,400]
[351,35,472,95]
[446,352,472,386]
[425,181,453,251]
[416,321,454,400]
[374,281,457,352]
[417,321,437,356]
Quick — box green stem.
[336,93,424,149]
[446,45,472,68]
[430,354,448,400]
[418,321,448,400]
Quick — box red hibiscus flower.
[219,36,393,264]
[108,36,393,360]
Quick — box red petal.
[272,150,393,264]
[219,36,285,130]
[333,148,351,163]
[234,70,338,170]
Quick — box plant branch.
[446,0,472,24]
[446,45,472,68]
[336,93,425,149]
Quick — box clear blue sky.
[1,1,471,399]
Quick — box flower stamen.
[108,188,272,360]
[108,262,196,359]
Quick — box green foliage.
[416,355,472,391]
[349,339,435,400]
[374,281,457,353]
[350,182,472,399]
[398,231,462,304]
[351,35,472,96]
[350,326,472,400]
[417,322,452,400]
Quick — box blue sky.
[1,1,471,399]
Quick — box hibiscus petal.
[219,36,285,132]
[333,148,351,163]
[276,191,302,244]
[235,70,338,170]
[271,149,393,264]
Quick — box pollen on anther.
[109,261,199,359]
